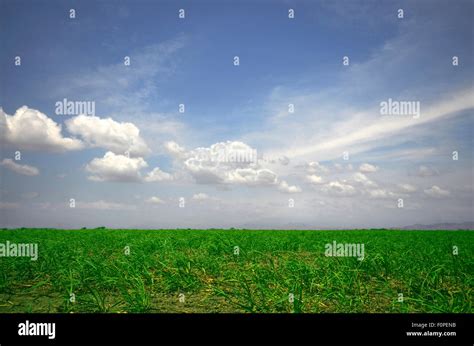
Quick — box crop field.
[0,229,472,313]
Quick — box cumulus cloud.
[76,200,136,210]
[144,167,173,182]
[278,156,290,166]
[66,115,150,156]
[146,196,165,204]
[166,140,311,194]
[164,141,187,159]
[398,183,417,193]
[353,172,377,187]
[278,180,302,193]
[306,161,329,174]
[191,193,222,202]
[192,193,210,200]
[307,174,323,184]
[1,107,151,158]
[85,151,172,183]
[226,168,278,185]
[1,106,83,152]
[359,163,378,173]
[367,189,396,199]
[321,181,356,196]
[171,141,281,187]
[85,152,148,182]
[418,165,439,177]
[424,185,450,198]
[0,159,39,176]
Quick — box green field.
[0,229,472,313]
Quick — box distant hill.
[240,221,474,230]
[400,222,474,230]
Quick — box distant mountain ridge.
[400,222,474,230]
[239,222,474,230]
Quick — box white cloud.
[0,158,39,176]
[359,163,378,173]
[321,181,356,196]
[144,167,173,182]
[307,161,329,174]
[146,196,165,204]
[191,193,222,202]
[353,172,377,187]
[398,183,417,193]
[226,168,278,186]
[279,156,290,166]
[307,174,323,184]
[368,189,396,199]
[192,193,210,200]
[85,152,148,182]
[278,180,302,193]
[66,115,150,156]
[418,165,439,177]
[424,185,450,198]
[85,151,172,183]
[176,141,280,187]
[76,200,136,210]
[270,88,474,162]
[164,141,187,159]
[1,106,83,152]
[366,148,437,162]
[56,37,187,114]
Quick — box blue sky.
[1,0,473,228]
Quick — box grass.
[0,228,472,313]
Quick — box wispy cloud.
[1,159,39,176]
